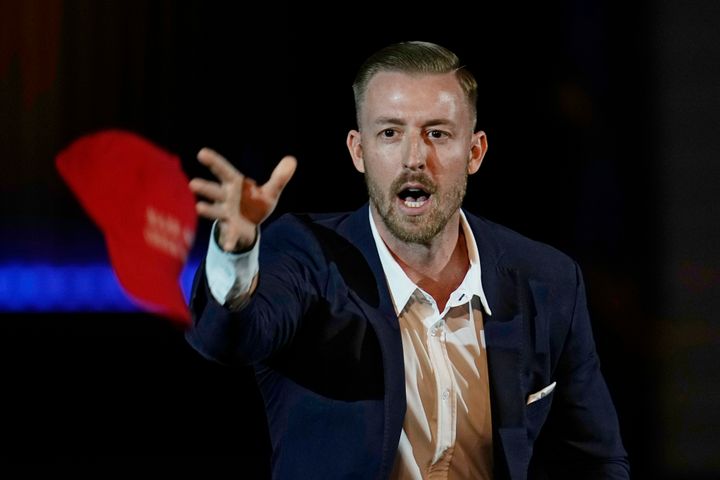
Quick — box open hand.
[189,148,297,252]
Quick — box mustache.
[390,172,437,194]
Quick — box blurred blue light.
[0,261,199,312]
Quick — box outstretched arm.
[186,149,308,364]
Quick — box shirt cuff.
[205,221,260,308]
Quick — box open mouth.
[397,186,431,208]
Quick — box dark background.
[1,1,719,477]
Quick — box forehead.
[362,71,469,123]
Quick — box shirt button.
[441,389,450,401]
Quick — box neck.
[372,206,469,311]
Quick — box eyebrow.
[373,117,457,128]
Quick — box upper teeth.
[404,198,426,208]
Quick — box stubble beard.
[365,170,467,246]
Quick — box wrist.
[213,223,258,253]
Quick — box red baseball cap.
[56,129,197,324]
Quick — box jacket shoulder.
[259,211,358,266]
[265,211,352,231]
[468,213,580,283]
[262,211,353,246]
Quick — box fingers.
[197,147,241,183]
[188,178,224,202]
[193,149,296,225]
[194,201,224,220]
[263,156,297,198]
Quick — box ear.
[468,130,488,175]
[346,129,365,173]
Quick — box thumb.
[263,155,297,198]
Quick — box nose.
[402,131,427,170]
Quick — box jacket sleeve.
[538,262,630,479]
[185,216,324,366]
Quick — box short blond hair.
[352,41,478,127]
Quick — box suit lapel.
[336,204,406,479]
[468,212,531,480]
[483,266,531,480]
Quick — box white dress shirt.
[368,209,494,479]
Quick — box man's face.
[347,71,487,245]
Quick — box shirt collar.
[368,206,493,317]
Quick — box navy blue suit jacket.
[187,206,629,479]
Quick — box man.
[186,41,629,479]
